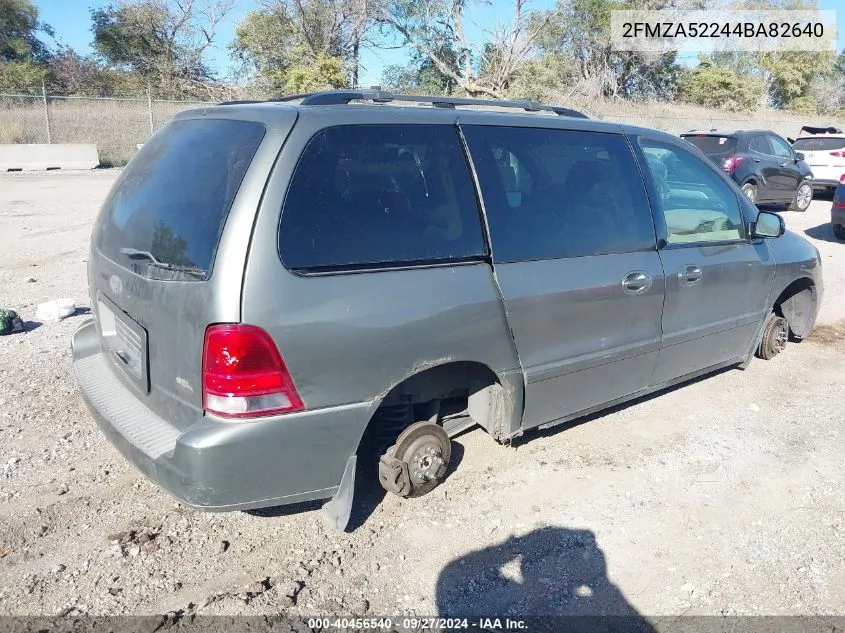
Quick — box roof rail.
[264,89,589,119]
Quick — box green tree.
[786,95,818,115]
[0,0,53,63]
[151,222,193,267]
[0,0,54,92]
[44,47,146,96]
[231,0,373,94]
[91,0,235,97]
[284,46,348,92]
[704,0,835,107]
[834,50,845,76]
[545,0,683,100]
[504,53,571,102]
[382,43,459,95]
[0,58,45,91]
[680,66,762,112]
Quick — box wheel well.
[773,278,817,339]
[360,361,509,456]
[743,178,757,187]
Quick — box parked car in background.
[831,174,845,240]
[71,91,824,531]
[790,126,845,194]
[681,129,813,211]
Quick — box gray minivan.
[71,90,823,530]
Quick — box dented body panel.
[71,97,823,519]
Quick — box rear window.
[682,135,738,155]
[793,137,845,151]
[279,125,486,271]
[95,118,265,280]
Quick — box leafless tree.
[374,0,548,98]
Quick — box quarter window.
[279,125,486,270]
[462,126,656,262]
[640,139,746,245]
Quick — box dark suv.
[681,129,814,211]
[71,91,823,530]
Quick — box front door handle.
[622,271,653,295]
[679,264,703,286]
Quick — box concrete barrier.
[0,144,100,171]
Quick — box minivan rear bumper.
[71,319,373,511]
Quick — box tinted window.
[768,135,793,159]
[640,139,745,244]
[682,135,738,155]
[793,136,845,151]
[279,125,486,270]
[462,126,655,262]
[749,135,772,154]
[96,118,264,280]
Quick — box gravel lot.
[0,170,843,619]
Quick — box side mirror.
[751,210,785,238]
[795,151,805,161]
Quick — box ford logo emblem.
[109,274,123,295]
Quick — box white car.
[791,126,845,192]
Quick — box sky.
[33,0,845,88]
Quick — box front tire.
[789,180,813,212]
[741,183,758,205]
[757,315,789,360]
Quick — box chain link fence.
[0,91,213,166]
[0,90,818,168]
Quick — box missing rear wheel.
[377,422,451,498]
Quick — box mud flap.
[322,455,356,532]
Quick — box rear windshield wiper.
[119,248,205,277]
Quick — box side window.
[749,135,771,155]
[279,125,486,270]
[461,126,656,262]
[768,135,793,159]
[639,139,746,245]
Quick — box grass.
[0,93,838,166]
[0,95,208,166]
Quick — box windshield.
[95,118,265,280]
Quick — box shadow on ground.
[804,223,842,244]
[346,440,465,531]
[245,441,465,530]
[436,527,655,631]
[517,365,735,446]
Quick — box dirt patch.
[806,320,845,347]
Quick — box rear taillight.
[202,324,303,419]
[723,156,744,173]
[832,151,845,157]
[840,174,845,185]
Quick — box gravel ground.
[0,170,843,619]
